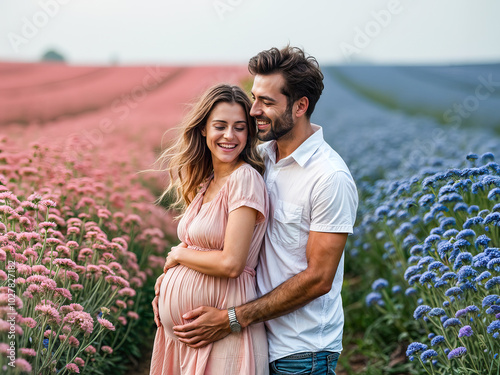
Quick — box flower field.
[1,61,499,374]
[0,62,248,374]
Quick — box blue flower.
[410,245,424,256]
[445,287,463,297]
[443,229,459,238]
[408,255,422,265]
[371,278,389,291]
[428,333,435,339]
[395,222,412,237]
[434,279,448,288]
[428,261,444,272]
[472,182,485,194]
[482,175,500,187]
[409,274,422,286]
[406,342,428,356]
[475,234,491,249]
[421,349,438,362]
[455,309,467,318]
[488,259,500,272]
[447,346,467,359]
[414,305,432,320]
[458,325,473,338]
[443,318,462,328]
[439,217,457,230]
[466,305,480,314]
[420,271,438,285]
[486,247,500,258]
[483,295,500,308]
[487,320,500,334]
[441,272,457,281]
[486,277,500,290]
[431,335,445,346]
[481,152,495,163]
[484,212,500,226]
[365,292,382,306]
[405,287,417,297]
[488,188,500,201]
[418,256,435,268]
[404,265,422,281]
[444,348,450,355]
[430,227,444,236]
[453,202,468,212]
[430,203,448,216]
[467,205,480,215]
[486,161,500,174]
[453,253,473,271]
[429,308,446,317]
[424,234,441,247]
[466,153,479,161]
[403,234,419,249]
[475,271,492,285]
[473,253,490,268]
[486,306,500,315]
[423,212,434,225]
[494,203,500,212]
[392,285,402,294]
[457,229,476,240]
[439,193,463,204]
[437,241,453,259]
[375,205,390,217]
[439,185,457,196]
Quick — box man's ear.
[295,97,309,118]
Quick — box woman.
[150,84,269,374]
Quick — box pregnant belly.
[158,265,232,339]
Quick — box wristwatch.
[227,307,241,333]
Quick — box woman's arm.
[165,206,258,278]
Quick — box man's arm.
[173,231,348,348]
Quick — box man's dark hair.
[248,45,324,118]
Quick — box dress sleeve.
[227,165,268,225]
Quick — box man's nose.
[250,102,261,117]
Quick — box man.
[164,46,358,374]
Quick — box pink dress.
[150,163,269,375]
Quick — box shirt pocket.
[271,200,303,247]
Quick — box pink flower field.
[0,62,249,374]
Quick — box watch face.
[230,322,241,332]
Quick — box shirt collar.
[260,124,324,167]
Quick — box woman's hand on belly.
[163,243,187,273]
[152,273,165,327]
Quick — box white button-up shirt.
[256,125,358,362]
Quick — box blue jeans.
[270,351,339,375]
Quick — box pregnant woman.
[150,84,269,374]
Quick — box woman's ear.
[201,126,206,137]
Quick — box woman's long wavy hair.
[155,83,264,212]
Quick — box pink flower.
[65,363,80,373]
[66,240,79,249]
[0,342,10,354]
[84,345,96,355]
[68,335,80,347]
[19,348,37,357]
[0,249,6,261]
[101,252,116,261]
[99,265,115,275]
[46,238,62,247]
[115,300,127,309]
[105,275,129,288]
[97,318,115,331]
[70,303,84,311]
[129,277,143,288]
[70,284,84,291]
[16,264,32,277]
[0,270,6,281]
[74,357,85,367]
[67,227,80,235]
[127,311,139,320]
[54,287,72,300]
[63,311,93,335]
[36,304,61,324]
[62,325,72,334]
[39,221,57,229]
[14,358,32,373]
[118,287,136,297]
[21,317,37,328]
[0,319,10,332]
[118,316,127,326]
[44,329,57,338]
[53,258,77,269]
[101,345,113,354]
[23,248,39,260]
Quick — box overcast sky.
[1,0,499,65]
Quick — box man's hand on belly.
[173,306,231,348]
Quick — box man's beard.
[257,104,294,142]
